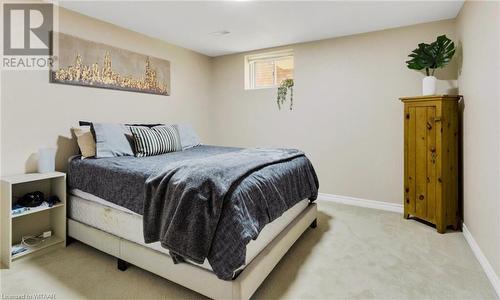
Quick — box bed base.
[117,258,129,271]
[116,219,318,273]
[68,203,317,300]
[310,218,317,228]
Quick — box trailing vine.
[277,79,294,110]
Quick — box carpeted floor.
[1,201,497,299]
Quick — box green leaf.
[406,43,432,70]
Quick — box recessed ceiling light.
[210,30,231,36]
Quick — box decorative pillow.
[72,126,96,158]
[129,125,182,157]
[175,124,201,150]
[92,123,135,158]
[78,121,93,127]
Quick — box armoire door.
[404,105,438,222]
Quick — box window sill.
[245,86,278,91]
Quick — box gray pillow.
[92,123,134,158]
[175,124,201,150]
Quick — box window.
[245,49,294,90]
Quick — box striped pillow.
[129,125,182,157]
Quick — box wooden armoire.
[400,95,460,233]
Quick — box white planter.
[422,76,437,95]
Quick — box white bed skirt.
[68,202,317,299]
[68,191,310,273]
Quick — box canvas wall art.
[50,32,170,96]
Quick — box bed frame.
[68,202,317,300]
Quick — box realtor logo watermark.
[2,2,56,70]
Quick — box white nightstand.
[1,172,66,268]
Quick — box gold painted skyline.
[53,51,168,95]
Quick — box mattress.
[68,189,310,273]
[68,146,241,215]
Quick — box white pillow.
[92,123,135,158]
[175,124,201,150]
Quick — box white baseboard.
[318,193,403,213]
[462,224,500,297]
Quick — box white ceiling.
[59,1,464,57]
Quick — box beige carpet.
[1,201,497,299]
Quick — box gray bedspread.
[68,145,319,280]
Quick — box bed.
[67,145,318,299]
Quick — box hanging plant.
[277,79,294,110]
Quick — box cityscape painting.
[50,33,170,96]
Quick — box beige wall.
[211,20,458,204]
[0,6,213,175]
[456,0,500,280]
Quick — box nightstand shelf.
[1,172,66,268]
[11,235,65,261]
[12,202,64,218]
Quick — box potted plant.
[277,79,294,110]
[406,35,456,95]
